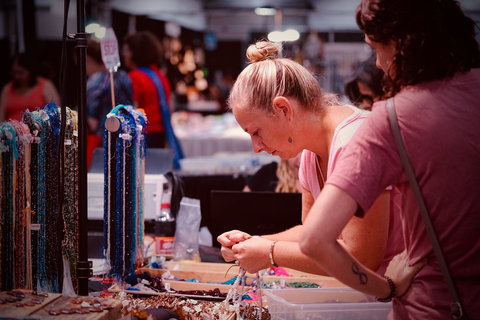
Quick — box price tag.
[101,28,121,72]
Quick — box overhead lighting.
[95,27,106,39]
[255,7,276,16]
[86,23,100,33]
[268,29,300,42]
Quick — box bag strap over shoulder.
[386,98,467,320]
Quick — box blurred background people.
[86,37,134,138]
[244,151,303,193]
[344,54,384,111]
[0,52,60,122]
[86,37,134,168]
[122,31,172,149]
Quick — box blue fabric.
[137,67,184,169]
[87,70,133,136]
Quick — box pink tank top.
[4,77,47,121]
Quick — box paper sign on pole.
[100,27,121,109]
[100,27,121,72]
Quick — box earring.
[288,135,293,144]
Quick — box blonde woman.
[217,41,404,276]
[243,151,302,193]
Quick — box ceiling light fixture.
[268,29,300,42]
[86,23,100,33]
[255,7,277,16]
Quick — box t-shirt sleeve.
[246,162,278,191]
[326,103,404,216]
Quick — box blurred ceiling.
[107,0,366,40]
[2,0,480,42]
[109,0,480,41]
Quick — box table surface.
[0,289,122,320]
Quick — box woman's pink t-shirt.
[299,105,404,275]
[328,69,480,319]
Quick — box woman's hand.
[385,249,427,298]
[217,230,252,262]
[231,236,272,273]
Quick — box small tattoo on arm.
[352,262,368,285]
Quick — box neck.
[299,105,352,161]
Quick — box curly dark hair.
[356,0,480,97]
[123,31,164,67]
[344,54,384,106]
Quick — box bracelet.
[269,241,279,267]
[376,275,396,302]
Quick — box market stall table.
[0,289,122,319]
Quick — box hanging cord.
[56,0,72,292]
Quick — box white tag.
[21,136,30,146]
[165,283,171,291]
[64,140,72,145]
[41,112,49,121]
[30,224,41,231]
[73,131,78,137]
[120,133,132,140]
[136,125,143,131]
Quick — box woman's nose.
[251,137,265,153]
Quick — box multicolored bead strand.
[1,122,17,291]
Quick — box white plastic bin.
[265,287,392,320]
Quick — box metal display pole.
[75,0,92,296]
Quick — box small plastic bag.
[62,254,76,297]
[173,197,201,262]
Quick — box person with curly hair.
[217,40,404,278]
[300,0,480,318]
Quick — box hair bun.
[246,41,280,63]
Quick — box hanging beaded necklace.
[103,105,147,279]
[1,122,17,291]
[44,103,61,293]
[32,110,50,291]
[61,108,78,292]
[0,129,3,291]
[11,120,33,290]
[22,110,43,290]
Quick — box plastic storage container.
[265,287,392,320]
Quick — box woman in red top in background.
[122,31,172,148]
[0,52,60,122]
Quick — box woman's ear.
[273,96,293,121]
